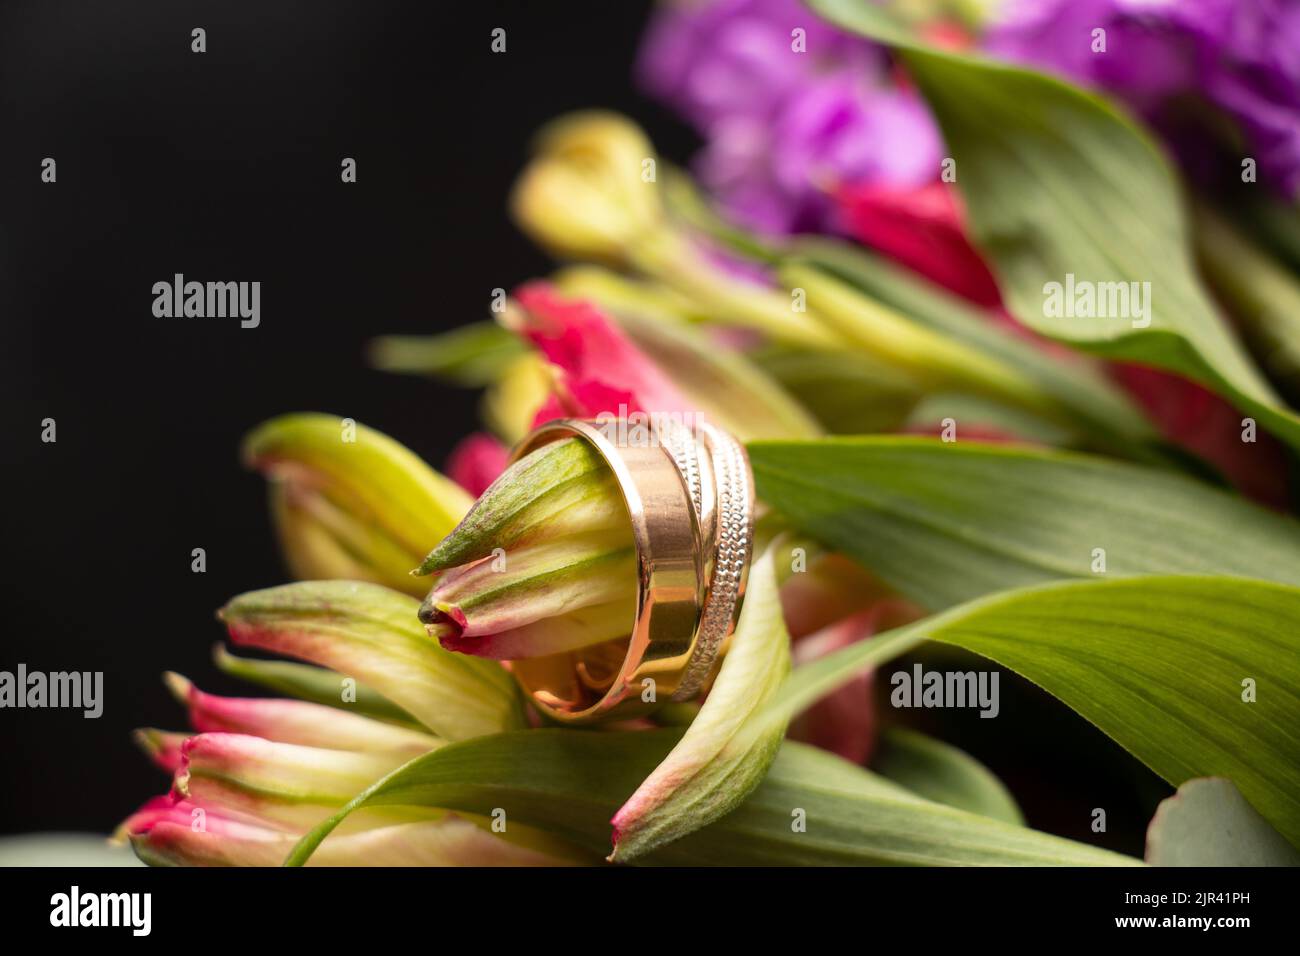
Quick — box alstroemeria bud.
[243,414,473,598]
[418,437,628,574]
[780,263,1058,416]
[173,732,411,831]
[512,111,839,348]
[133,728,188,773]
[122,658,590,867]
[125,801,585,867]
[510,111,666,264]
[417,437,636,661]
[219,580,527,741]
[422,534,637,659]
[162,673,439,757]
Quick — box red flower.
[836,180,1003,309]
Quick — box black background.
[0,0,693,835]
[1,0,1162,855]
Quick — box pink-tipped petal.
[164,672,439,756]
[132,728,191,773]
[172,733,417,832]
[130,811,589,867]
[438,599,633,660]
[219,580,525,742]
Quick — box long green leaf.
[753,346,922,434]
[740,575,1300,850]
[285,729,1135,866]
[1194,203,1300,391]
[874,727,1023,825]
[749,437,1300,609]
[807,0,1300,451]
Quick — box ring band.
[506,417,754,722]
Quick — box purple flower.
[986,0,1300,196]
[637,0,942,233]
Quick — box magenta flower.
[637,0,874,129]
[985,0,1300,196]
[446,432,510,497]
[638,0,942,233]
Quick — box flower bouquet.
[118,0,1300,868]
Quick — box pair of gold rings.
[508,417,755,722]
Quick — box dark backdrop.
[1,0,1159,854]
[0,0,693,835]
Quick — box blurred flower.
[985,0,1300,196]
[446,432,510,497]
[1112,364,1290,507]
[638,0,943,233]
[505,281,696,425]
[638,0,874,128]
[510,111,666,264]
[835,180,1002,307]
[513,113,841,346]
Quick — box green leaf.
[1194,203,1300,390]
[285,729,1136,866]
[749,437,1300,610]
[903,392,1075,446]
[609,539,791,862]
[367,322,528,386]
[874,727,1023,825]
[808,0,1300,451]
[740,575,1300,850]
[1146,777,1300,866]
[784,263,1057,416]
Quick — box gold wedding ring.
[507,417,754,722]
